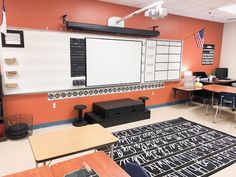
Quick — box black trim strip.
[66,21,160,37]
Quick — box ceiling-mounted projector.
[144,6,168,20]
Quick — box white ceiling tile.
[99,0,236,23]
[165,2,196,11]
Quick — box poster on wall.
[202,44,215,65]
[1,30,24,48]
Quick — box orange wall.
[1,0,224,125]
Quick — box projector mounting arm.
[108,1,167,27]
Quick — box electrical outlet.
[52,102,56,109]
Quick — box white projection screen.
[86,38,142,87]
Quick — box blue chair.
[124,162,150,177]
[214,92,236,123]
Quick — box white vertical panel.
[144,40,156,82]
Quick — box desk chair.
[214,92,236,123]
[124,163,150,177]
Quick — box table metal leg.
[186,92,189,107]
[35,161,38,168]
[43,162,46,166]
[191,91,194,103]
[173,89,177,104]
[205,101,209,115]
[110,144,114,159]
[211,92,214,115]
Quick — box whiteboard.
[86,38,142,87]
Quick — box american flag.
[195,29,204,48]
[0,0,7,36]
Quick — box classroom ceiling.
[99,0,236,23]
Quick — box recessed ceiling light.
[218,4,236,14]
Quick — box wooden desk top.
[173,86,203,91]
[50,151,130,177]
[29,124,118,162]
[3,166,53,177]
[203,84,236,94]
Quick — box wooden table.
[203,84,236,94]
[203,84,236,115]
[29,124,118,167]
[173,86,203,106]
[3,166,53,177]
[50,151,130,177]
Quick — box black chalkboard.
[70,38,86,77]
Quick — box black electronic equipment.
[193,72,208,79]
[215,68,228,79]
[72,79,86,86]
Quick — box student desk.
[203,84,236,114]
[203,84,236,94]
[50,151,130,177]
[3,166,53,177]
[173,86,203,106]
[29,124,118,167]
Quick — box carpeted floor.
[104,117,236,177]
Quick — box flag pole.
[184,28,205,40]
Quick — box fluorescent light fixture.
[218,4,236,15]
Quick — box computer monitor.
[193,72,208,79]
[215,68,228,79]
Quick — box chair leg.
[235,113,236,129]
[210,92,214,115]
[205,99,209,115]
[234,113,236,128]
[219,104,222,118]
[214,105,220,123]
[205,104,208,115]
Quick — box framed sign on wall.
[202,44,215,65]
[1,30,24,48]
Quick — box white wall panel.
[220,22,236,79]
